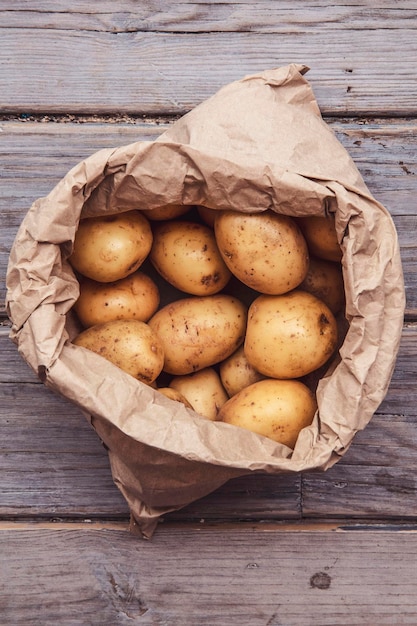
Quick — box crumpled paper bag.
[6,64,405,538]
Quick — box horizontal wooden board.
[3,1,417,33]
[0,324,416,522]
[2,524,417,625]
[1,26,417,115]
[1,118,416,315]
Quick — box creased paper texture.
[6,64,405,538]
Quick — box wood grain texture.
[1,25,416,115]
[2,525,417,625]
[1,119,416,315]
[1,324,416,522]
[3,1,417,33]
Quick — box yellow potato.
[148,294,247,375]
[69,210,153,282]
[150,220,231,296]
[140,204,191,221]
[297,214,342,262]
[219,345,265,397]
[214,210,309,295]
[299,256,345,314]
[244,291,338,379]
[157,387,194,409]
[72,319,164,384]
[218,378,317,448]
[169,368,229,420]
[74,271,160,328]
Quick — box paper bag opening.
[6,64,405,538]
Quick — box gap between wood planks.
[2,112,417,124]
[0,112,182,125]
[2,520,417,532]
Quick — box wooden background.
[1,2,417,624]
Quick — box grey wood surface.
[2,1,417,622]
[2,523,417,626]
[1,2,417,115]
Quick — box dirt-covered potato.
[150,220,231,296]
[74,271,160,328]
[69,210,153,282]
[214,210,309,295]
[148,294,247,375]
[169,368,229,420]
[72,319,164,385]
[244,291,338,379]
[218,378,317,448]
[219,345,265,397]
[297,214,342,262]
[299,256,345,314]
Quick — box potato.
[69,210,153,282]
[297,214,342,262]
[140,204,191,221]
[244,291,338,379]
[150,220,231,296]
[148,294,247,375]
[214,210,309,295]
[219,346,265,397]
[197,205,217,228]
[157,387,194,409]
[169,368,229,420]
[218,378,317,448]
[74,272,160,328]
[72,319,164,384]
[299,256,345,314]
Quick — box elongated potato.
[218,378,317,448]
[299,256,345,314]
[72,319,164,384]
[150,220,231,296]
[74,271,160,328]
[169,368,229,420]
[297,214,342,262]
[214,210,309,294]
[148,294,247,375]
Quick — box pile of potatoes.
[69,203,344,450]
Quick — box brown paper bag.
[6,64,405,538]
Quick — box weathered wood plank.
[302,415,417,519]
[1,27,417,115]
[2,524,417,625]
[375,324,417,416]
[0,323,416,521]
[0,381,130,517]
[2,1,417,33]
[1,119,416,315]
[302,326,417,518]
